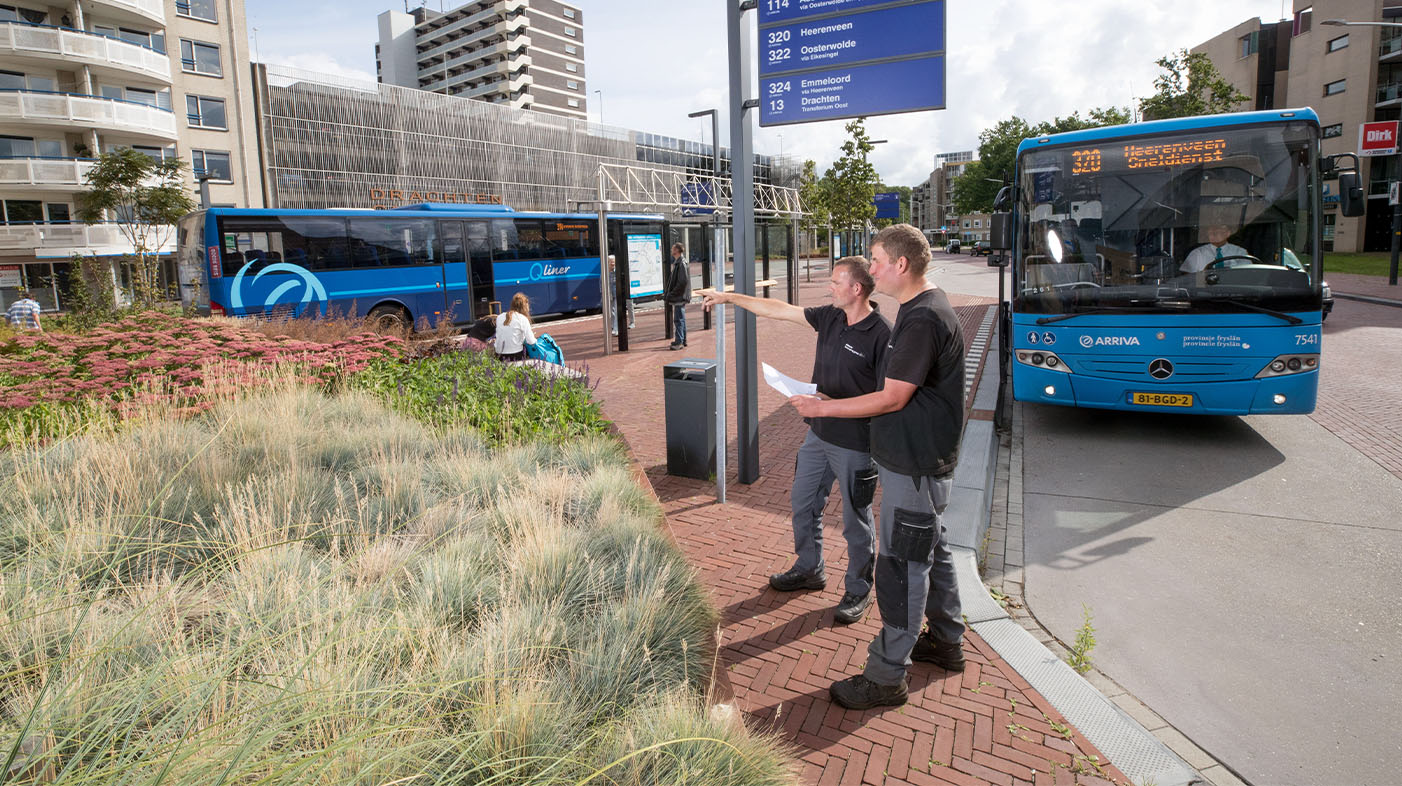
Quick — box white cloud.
[245,0,1289,186]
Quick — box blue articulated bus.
[996,108,1364,415]
[176,204,666,329]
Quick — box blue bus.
[175,204,667,329]
[992,108,1364,415]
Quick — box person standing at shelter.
[666,243,690,350]
[5,290,42,331]
[703,257,890,624]
[791,224,967,710]
[493,292,536,361]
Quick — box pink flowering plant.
[0,311,403,443]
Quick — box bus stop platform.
[1327,271,1402,308]
[543,274,1152,786]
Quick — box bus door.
[466,220,496,318]
[441,220,469,324]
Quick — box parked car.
[1322,280,1334,321]
[969,241,992,256]
[944,239,961,254]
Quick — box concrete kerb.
[1334,292,1402,308]
[949,354,1202,786]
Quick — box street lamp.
[594,89,603,124]
[1322,18,1402,284]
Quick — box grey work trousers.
[864,466,963,686]
[790,430,876,597]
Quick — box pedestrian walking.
[791,223,967,710]
[703,257,889,624]
[5,290,42,331]
[666,243,690,350]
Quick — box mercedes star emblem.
[1148,359,1174,380]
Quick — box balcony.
[0,222,174,258]
[1383,34,1402,61]
[0,156,97,189]
[421,50,532,93]
[416,16,529,65]
[415,0,526,53]
[457,72,533,102]
[0,23,171,85]
[0,90,177,140]
[85,0,165,26]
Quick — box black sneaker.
[911,631,966,672]
[768,566,826,592]
[829,674,908,709]
[833,592,872,624]
[668,342,683,351]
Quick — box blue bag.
[526,333,564,365]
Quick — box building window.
[1324,79,1346,96]
[562,7,576,19]
[565,44,578,55]
[566,62,578,73]
[974,219,982,228]
[175,0,216,22]
[1293,6,1312,36]
[0,5,46,24]
[567,98,580,108]
[1239,31,1259,58]
[0,135,61,158]
[1328,34,1349,52]
[121,144,173,161]
[186,95,227,129]
[179,39,222,76]
[100,86,172,110]
[191,149,232,181]
[563,26,576,37]
[1323,123,1343,138]
[566,80,579,89]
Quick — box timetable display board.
[626,233,664,298]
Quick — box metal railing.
[0,89,177,138]
[0,221,175,255]
[596,162,804,218]
[0,156,97,186]
[1377,82,1402,103]
[0,21,170,81]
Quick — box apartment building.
[1195,2,1402,252]
[0,0,261,311]
[375,0,586,120]
[910,150,976,245]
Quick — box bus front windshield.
[1015,121,1321,315]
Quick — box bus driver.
[1182,223,1249,273]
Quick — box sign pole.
[1391,173,1400,286]
[729,0,759,484]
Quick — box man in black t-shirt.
[703,257,890,624]
[792,224,966,711]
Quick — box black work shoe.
[768,566,826,592]
[833,592,872,624]
[829,674,908,710]
[668,342,683,351]
[911,631,966,672]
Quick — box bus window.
[348,218,437,268]
[490,219,517,260]
[514,219,546,259]
[466,220,494,317]
[545,220,594,257]
[282,217,349,271]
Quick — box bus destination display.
[1061,138,1230,176]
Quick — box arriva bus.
[175,204,667,329]
[989,108,1365,415]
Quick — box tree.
[823,118,880,235]
[798,159,829,232]
[76,148,196,306]
[951,108,1133,214]
[1138,49,1249,121]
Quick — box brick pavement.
[1313,291,1402,480]
[545,278,1129,786]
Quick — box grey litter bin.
[662,358,717,479]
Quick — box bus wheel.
[368,304,411,333]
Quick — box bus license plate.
[1129,392,1194,408]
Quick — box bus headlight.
[1256,354,1319,378]
[1016,350,1071,373]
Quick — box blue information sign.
[758,0,897,25]
[760,3,945,76]
[760,55,945,126]
[680,183,716,215]
[873,192,900,218]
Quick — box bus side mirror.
[1338,171,1365,217]
[990,212,1012,252]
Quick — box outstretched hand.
[789,394,824,417]
[701,290,731,312]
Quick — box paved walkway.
[545,278,1130,786]
[1327,271,1402,304]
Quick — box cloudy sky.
[244,0,1292,185]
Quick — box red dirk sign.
[1359,121,1399,157]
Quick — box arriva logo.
[230,259,328,317]
[1080,335,1141,348]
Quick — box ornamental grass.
[0,388,796,785]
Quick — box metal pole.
[728,0,759,484]
[1392,179,1401,286]
[788,218,799,304]
[714,214,727,503]
[597,169,613,356]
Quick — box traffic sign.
[760,55,945,126]
[760,3,945,76]
[680,182,716,215]
[1359,120,1399,157]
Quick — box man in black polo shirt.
[703,256,890,624]
[792,224,966,710]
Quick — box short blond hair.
[873,224,931,277]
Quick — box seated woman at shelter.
[493,292,537,362]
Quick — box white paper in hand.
[762,362,817,398]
